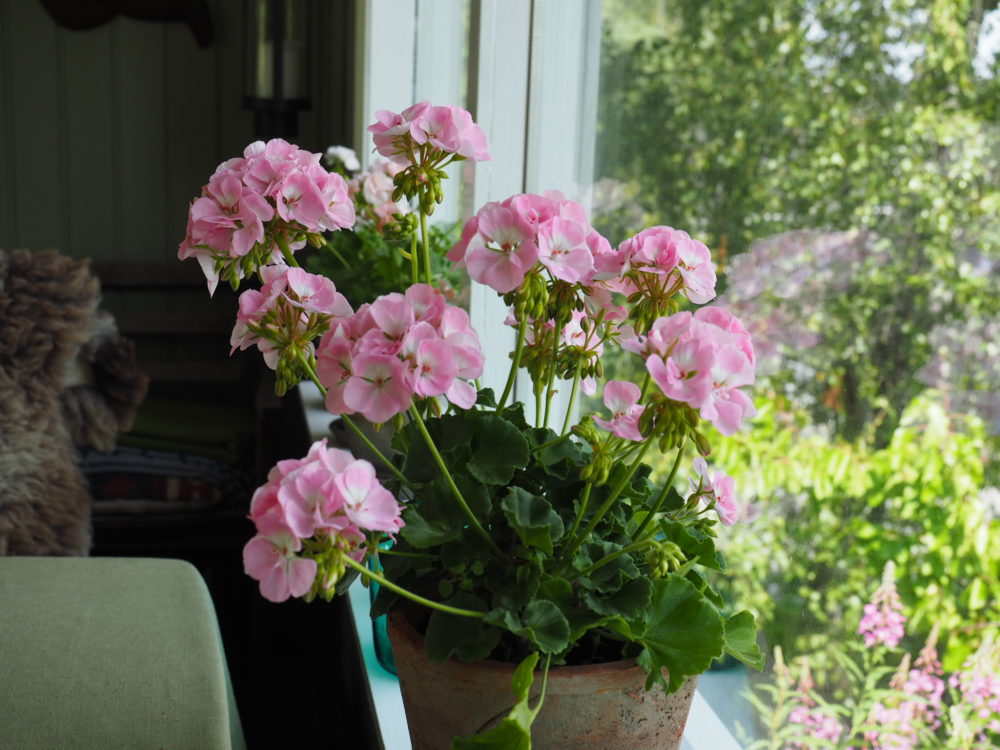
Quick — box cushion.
[0,557,245,750]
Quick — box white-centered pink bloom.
[344,354,413,424]
[690,457,739,525]
[593,380,645,442]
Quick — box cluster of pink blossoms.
[369,100,491,165]
[949,640,1000,737]
[348,158,409,229]
[623,307,757,436]
[858,563,907,648]
[230,265,352,370]
[448,192,613,294]
[315,284,484,424]
[243,439,404,603]
[613,225,718,305]
[179,138,355,294]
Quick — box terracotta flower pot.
[387,610,698,750]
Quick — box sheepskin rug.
[0,248,99,556]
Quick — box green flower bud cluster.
[392,165,450,216]
[637,395,704,454]
[382,212,418,242]
[507,271,550,321]
[647,540,685,579]
[573,418,615,485]
[627,291,680,336]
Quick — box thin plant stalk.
[633,444,686,540]
[408,405,506,559]
[497,316,529,415]
[558,440,654,568]
[420,209,432,285]
[560,358,584,436]
[343,555,485,618]
[275,232,300,267]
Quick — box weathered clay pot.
[388,610,698,750]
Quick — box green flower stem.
[632,444,686,540]
[342,555,485,619]
[532,432,572,454]
[569,538,658,581]
[339,414,413,488]
[420,209,432,286]
[497,316,529,415]
[297,354,412,489]
[376,548,434,560]
[407,406,506,559]
[638,371,652,402]
[559,440,654,567]
[409,231,419,286]
[560,358,585,436]
[542,325,561,430]
[530,654,553,716]
[560,481,593,560]
[275,232,300,267]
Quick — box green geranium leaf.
[520,599,571,654]
[425,594,499,663]
[451,652,539,750]
[501,487,564,555]
[575,541,640,593]
[400,507,461,548]
[467,415,531,485]
[723,610,764,670]
[634,575,725,693]
[476,388,497,408]
[584,577,652,619]
[398,414,473,482]
[660,520,725,571]
[485,600,570,654]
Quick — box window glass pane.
[594,1,1000,744]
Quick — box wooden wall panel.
[0,1,14,245]
[0,0,350,263]
[116,19,167,262]
[63,22,117,258]
[6,0,63,251]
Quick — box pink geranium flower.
[242,524,317,603]
[690,457,740,525]
[344,353,413,423]
[593,381,645,442]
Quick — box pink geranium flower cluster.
[859,563,907,648]
[231,265,352,370]
[615,225,718,305]
[448,192,613,294]
[315,284,484,424]
[243,439,404,603]
[349,158,409,229]
[179,138,355,294]
[369,100,491,165]
[625,307,757,436]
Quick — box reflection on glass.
[594,1,1000,744]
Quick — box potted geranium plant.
[179,101,764,749]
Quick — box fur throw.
[0,249,99,556]
[60,309,149,452]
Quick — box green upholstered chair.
[0,557,246,750]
